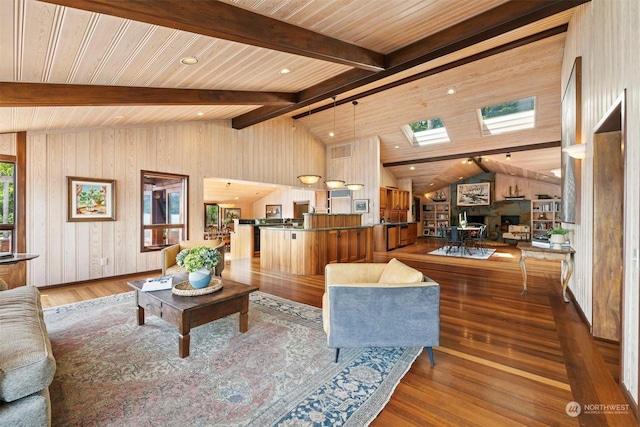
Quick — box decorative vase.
[549,234,565,250]
[188,267,212,289]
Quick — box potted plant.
[176,246,222,289]
[547,226,569,250]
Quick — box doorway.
[591,92,626,392]
[293,201,310,219]
[592,92,626,341]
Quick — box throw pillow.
[378,258,423,284]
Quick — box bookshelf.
[531,199,562,240]
[422,202,449,237]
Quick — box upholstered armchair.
[322,258,440,365]
[162,240,225,277]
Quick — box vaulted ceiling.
[0,0,589,199]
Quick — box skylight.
[478,97,536,136]
[402,118,450,147]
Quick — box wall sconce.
[562,144,587,159]
[345,183,364,191]
[506,152,511,160]
[297,175,321,185]
[325,180,345,189]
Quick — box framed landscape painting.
[353,199,369,213]
[67,176,116,221]
[224,208,241,220]
[265,204,282,219]
[456,182,490,206]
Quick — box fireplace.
[467,215,485,225]
[500,215,520,232]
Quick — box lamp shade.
[324,180,345,189]
[297,175,321,185]
[562,144,587,159]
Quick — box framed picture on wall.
[353,199,369,213]
[67,176,116,221]
[456,182,490,206]
[204,203,218,228]
[224,208,241,220]
[266,204,282,219]
[561,56,582,224]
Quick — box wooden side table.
[517,242,575,302]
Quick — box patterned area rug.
[428,247,496,260]
[44,291,421,426]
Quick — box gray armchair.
[162,239,225,277]
[322,259,440,365]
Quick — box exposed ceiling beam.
[39,0,385,72]
[0,82,297,107]
[232,0,589,129]
[382,141,561,167]
[292,25,568,119]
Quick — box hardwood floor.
[39,239,636,426]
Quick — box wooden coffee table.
[128,275,258,358]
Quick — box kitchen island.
[260,225,373,275]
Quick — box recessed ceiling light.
[410,166,415,170]
[395,145,400,149]
[197,112,204,116]
[329,131,335,137]
[430,183,434,186]
[447,88,456,95]
[114,115,126,120]
[280,68,291,74]
[180,56,198,65]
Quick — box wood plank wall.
[562,0,640,408]
[24,118,325,287]
[327,135,380,226]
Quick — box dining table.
[445,226,482,255]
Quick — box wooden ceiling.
[0,0,589,198]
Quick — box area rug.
[43,291,421,426]
[428,247,496,260]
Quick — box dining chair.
[445,227,463,254]
[465,224,488,254]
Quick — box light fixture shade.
[324,180,345,189]
[562,144,587,159]
[297,175,321,185]
[346,183,364,191]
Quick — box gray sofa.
[323,259,440,365]
[0,284,56,427]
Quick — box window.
[478,97,536,136]
[0,161,15,254]
[141,171,188,252]
[401,118,450,146]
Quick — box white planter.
[188,267,212,289]
[549,234,566,250]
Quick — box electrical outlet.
[100,257,109,266]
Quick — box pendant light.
[345,100,363,191]
[296,106,321,186]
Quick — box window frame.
[0,157,16,254]
[140,170,189,252]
